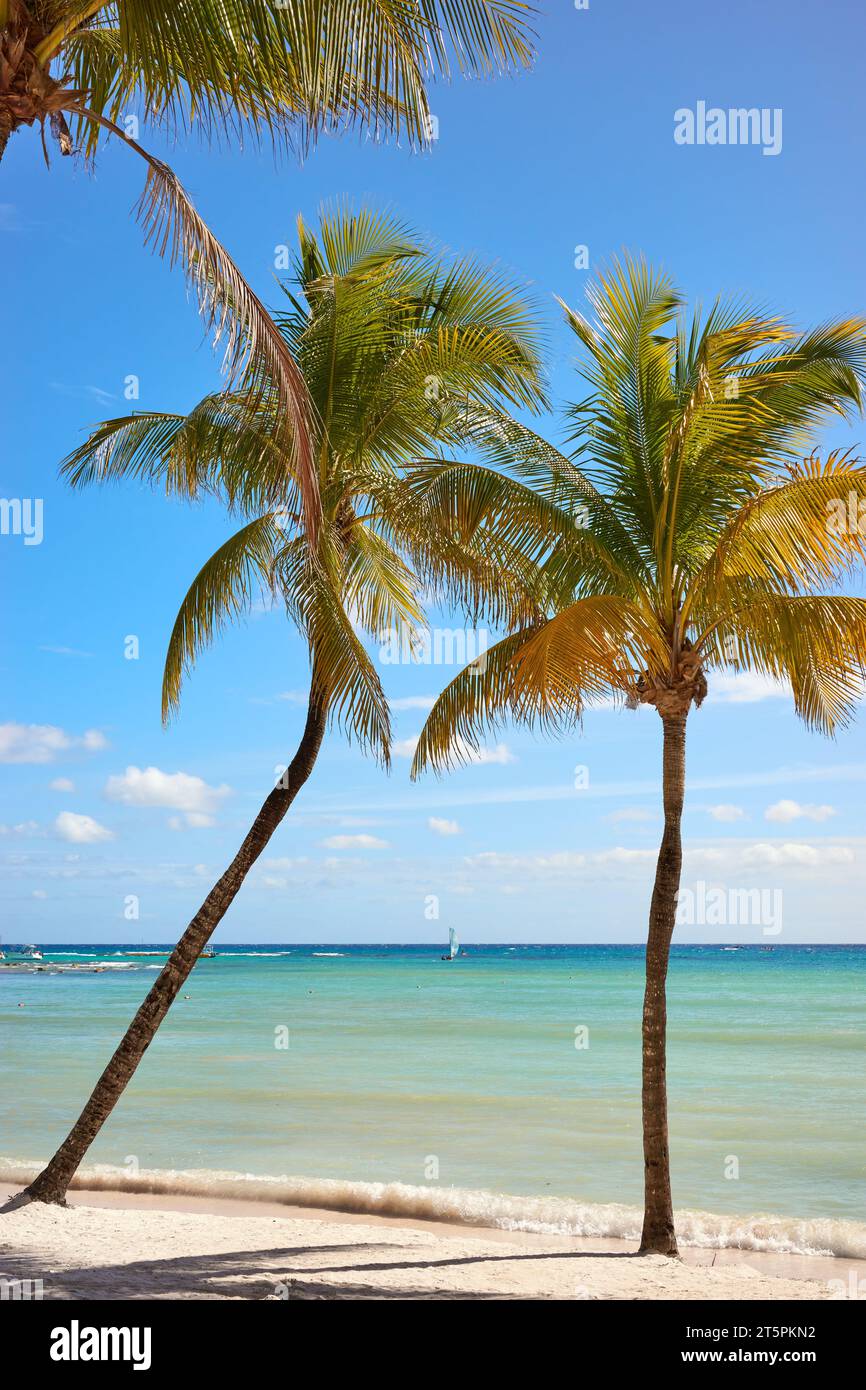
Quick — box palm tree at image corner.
[409,257,866,1254]
[0,0,538,533]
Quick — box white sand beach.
[1,1184,858,1300]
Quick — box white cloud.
[605,807,656,824]
[104,766,230,827]
[464,838,857,881]
[428,816,461,836]
[321,834,389,850]
[708,672,790,705]
[466,847,656,874]
[55,811,114,844]
[765,799,836,824]
[393,736,421,758]
[50,777,75,792]
[167,812,217,831]
[741,841,853,867]
[469,742,516,766]
[0,820,41,837]
[393,734,515,766]
[249,689,309,707]
[390,695,436,712]
[32,889,48,899]
[0,723,108,764]
[708,804,746,823]
[0,203,21,232]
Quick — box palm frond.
[162,514,280,721]
[702,595,866,734]
[410,629,544,775]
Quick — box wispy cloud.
[707,804,746,823]
[40,645,94,659]
[393,734,515,766]
[0,723,108,765]
[708,672,791,704]
[249,688,309,707]
[390,695,436,712]
[49,382,118,406]
[320,833,389,850]
[428,816,461,836]
[764,799,836,824]
[0,821,42,838]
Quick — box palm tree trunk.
[24,688,327,1205]
[638,710,687,1256]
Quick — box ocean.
[2,943,864,1256]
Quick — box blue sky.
[2,0,866,944]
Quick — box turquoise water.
[2,944,864,1252]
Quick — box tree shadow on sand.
[0,1238,638,1300]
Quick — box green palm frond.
[46,1,537,156]
[60,396,293,515]
[162,513,280,721]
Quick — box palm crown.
[61,204,545,763]
[412,257,866,776]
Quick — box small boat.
[201,948,216,959]
[21,944,43,960]
[441,927,460,962]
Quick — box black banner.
[6,1297,860,1375]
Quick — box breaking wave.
[1,1160,863,1259]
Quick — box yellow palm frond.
[509,596,668,715]
[701,595,866,734]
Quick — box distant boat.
[441,927,460,962]
[20,944,43,960]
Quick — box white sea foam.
[312,952,345,957]
[2,1160,863,1259]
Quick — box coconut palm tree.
[22,204,544,1204]
[1,0,537,526]
[409,258,866,1255]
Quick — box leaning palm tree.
[1,0,537,526]
[22,203,544,1203]
[409,258,866,1255]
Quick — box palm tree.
[409,258,866,1255]
[1,0,537,528]
[22,204,544,1204]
